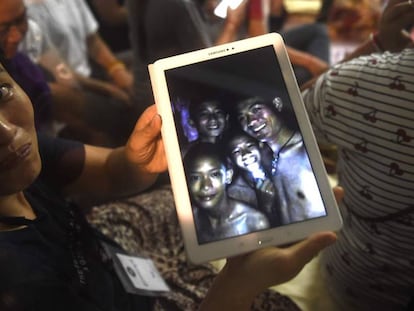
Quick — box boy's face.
[236,98,282,142]
[193,101,227,139]
[187,155,229,210]
[228,134,261,172]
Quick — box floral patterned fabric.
[87,184,300,311]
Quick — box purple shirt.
[4,52,52,131]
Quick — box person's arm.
[248,18,268,37]
[215,0,249,45]
[287,46,329,78]
[39,43,130,104]
[75,73,130,103]
[200,186,344,311]
[243,0,328,78]
[28,22,130,103]
[341,0,414,61]
[89,0,128,26]
[200,231,338,310]
[247,0,270,37]
[62,105,167,202]
[301,0,414,91]
[86,32,133,91]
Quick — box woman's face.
[236,98,282,142]
[0,63,41,196]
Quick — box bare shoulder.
[232,200,270,229]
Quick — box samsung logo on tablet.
[208,48,231,56]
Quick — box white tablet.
[149,33,342,264]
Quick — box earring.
[273,97,283,112]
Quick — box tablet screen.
[163,45,327,245]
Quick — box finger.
[135,105,158,130]
[394,0,414,9]
[134,105,157,132]
[129,114,162,153]
[333,186,344,203]
[287,231,337,266]
[141,114,162,143]
[386,1,414,19]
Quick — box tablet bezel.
[149,33,342,264]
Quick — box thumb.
[333,186,344,203]
[140,113,162,140]
[287,231,337,267]
[129,114,162,151]
[146,113,162,138]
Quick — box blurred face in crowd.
[0,0,28,59]
[236,97,283,143]
[193,100,227,141]
[0,63,41,196]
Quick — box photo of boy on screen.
[184,143,269,244]
[164,45,327,243]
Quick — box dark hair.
[183,142,228,171]
[223,127,258,154]
[188,97,228,121]
[235,96,279,114]
[222,127,273,175]
[0,47,5,64]
[231,95,299,132]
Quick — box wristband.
[107,61,126,76]
[369,32,384,52]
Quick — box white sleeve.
[19,19,51,63]
[77,0,99,35]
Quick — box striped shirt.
[302,48,414,311]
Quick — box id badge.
[101,241,170,296]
